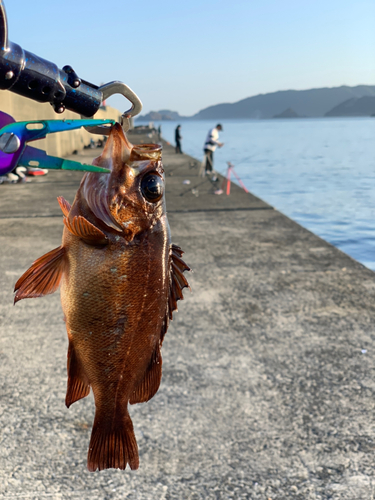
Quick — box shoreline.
[145,119,375,273]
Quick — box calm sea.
[140,118,375,271]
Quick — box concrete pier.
[1,131,375,499]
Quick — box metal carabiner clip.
[82,81,143,135]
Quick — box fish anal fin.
[57,196,71,217]
[129,345,162,405]
[14,246,65,304]
[64,215,107,244]
[65,342,90,408]
[87,408,139,471]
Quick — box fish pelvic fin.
[57,196,71,217]
[65,342,90,408]
[63,215,107,244]
[87,408,139,472]
[14,246,65,304]
[129,344,162,405]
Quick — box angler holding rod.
[202,123,224,180]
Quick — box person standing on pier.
[203,124,224,178]
[175,124,183,154]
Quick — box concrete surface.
[1,130,375,499]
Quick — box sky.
[4,0,375,117]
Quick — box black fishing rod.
[0,1,103,116]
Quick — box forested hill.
[325,96,375,117]
[192,85,375,119]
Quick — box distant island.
[137,110,183,121]
[273,108,302,119]
[136,85,375,121]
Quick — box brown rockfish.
[14,123,190,472]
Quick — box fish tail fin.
[14,246,65,304]
[65,342,90,408]
[87,407,139,472]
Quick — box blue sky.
[4,0,375,116]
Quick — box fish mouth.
[96,123,133,171]
[93,126,162,172]
[129,144,162,163]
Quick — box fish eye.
[141,174,164,203]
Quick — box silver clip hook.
[82,81,143,135]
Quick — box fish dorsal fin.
[131,244,191,405]
[129,344,162,405]
[160,244,191,343]
[168,244,191,318]
[169,244,191,316]
[14,246,65,304]
[57,196,71,217]
[64,216,107,243]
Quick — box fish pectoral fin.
[63,215,108,244]
[65,342,90,408]
[129,344,162,405]
[87,408,139,471]
[165,244,191,328]
[14,246,65,304]
[57,196,71,217]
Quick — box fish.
[14,123,190,472]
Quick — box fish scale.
[14,123,191,472]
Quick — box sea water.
[140,118,375,271]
